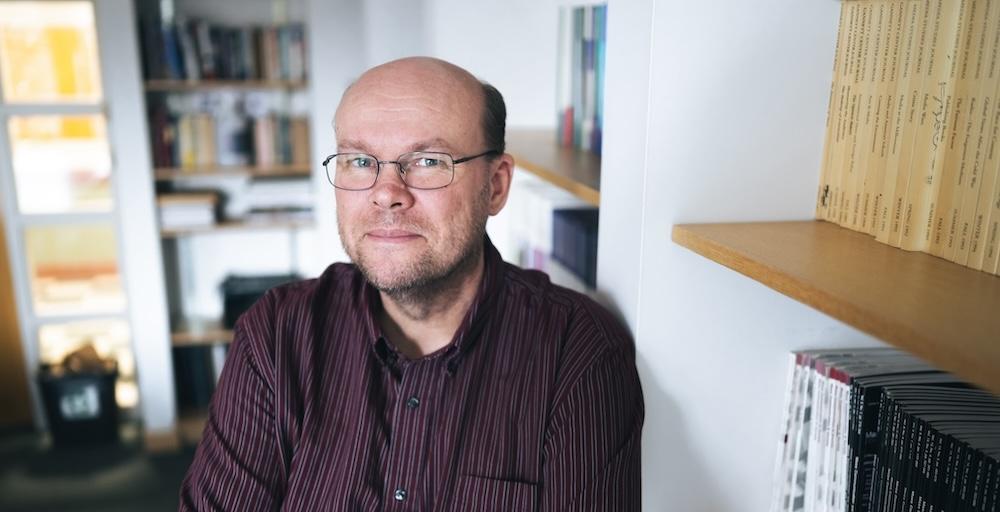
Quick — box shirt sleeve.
[540,349,644,511]
[179,303,286,511]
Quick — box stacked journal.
[771,347,998,512]
[815,0,1000,275]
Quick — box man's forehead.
[335,136,459,154]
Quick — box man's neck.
[377,251,485,359]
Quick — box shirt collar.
[361,235,506,372]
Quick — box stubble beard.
[339,182,491,308]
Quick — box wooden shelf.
[672,220,1000,396]
[145,79,307,92]
[506,129,600,206]
[154,164,311,180]
[161,217,314,238]
[171,317,232,346]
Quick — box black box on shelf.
[221,273,301,328]
[551,208,599,288]
[37,364,120,447]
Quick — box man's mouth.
[365,229,422,243]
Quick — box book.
[862,1,906,236]
[953,0,1000,265]
[964,19,1000,270]
[883,0,933,247]
[838,3,872,229]
[137,15,307,83]
[554,4,606,156]
[868,385,1000,511]
[768,347,1000,512]
[899,0,965,253]
[875,0,915,239]
[931,0,987,261]
[817,3,852,222]
[555,6,574,147]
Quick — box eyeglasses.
[322,150,500,190]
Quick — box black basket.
[37,366,120,447]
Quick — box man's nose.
[370,162,413,210]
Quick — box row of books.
[501,174,595,292]
[139,18,307,82]
[149,107,310,169]
[815,0,1000,276]
[555,4,607,155]
[770,347,998,512]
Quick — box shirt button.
[406,396,420,409]
[394,488,407,501]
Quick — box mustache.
[359,214,428,232]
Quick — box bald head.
[335,57,506,155]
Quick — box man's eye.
[350,157,374,168]
[414,157,441,167]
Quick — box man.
[180,57,643,511]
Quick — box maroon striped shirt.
[180,237,643,511]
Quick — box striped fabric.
[179,237,643,511]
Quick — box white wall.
[361,0,429,67]
[423,0,559,127]
[597,0,889,509]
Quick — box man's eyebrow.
[336,139,374,153]
[406,138,455,153]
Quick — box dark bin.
[38,364,120,447]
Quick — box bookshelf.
[154,164,310,180]
[145,79,307,92]
[171,316,232,347]
[672,220,1000,396]
[159,217,314,238]
[132,0,318,449]
[507,128,601,206]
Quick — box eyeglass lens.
[327,152,455,190]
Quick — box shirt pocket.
[450,475,538,512]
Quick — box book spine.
[771,354,800,512]
[194,19,216,80]
[900,0,966,252]
[571,7,584,149]
[835,4,864,226]
[177,19,201,81]
[933,0,986,261]
[955,2,1000,270]
[818,2,851,222]
[842,2,874,229]
[864,1,906,236]
[869,392,890,511]
[592,4,606,155]
[856,1,891,234]
[954,0,1000,265]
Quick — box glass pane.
[25,224,126,316]
[0,1,103,103]
[38,319,138,409]
[9,115,113,214]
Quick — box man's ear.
[487,153,515,216]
